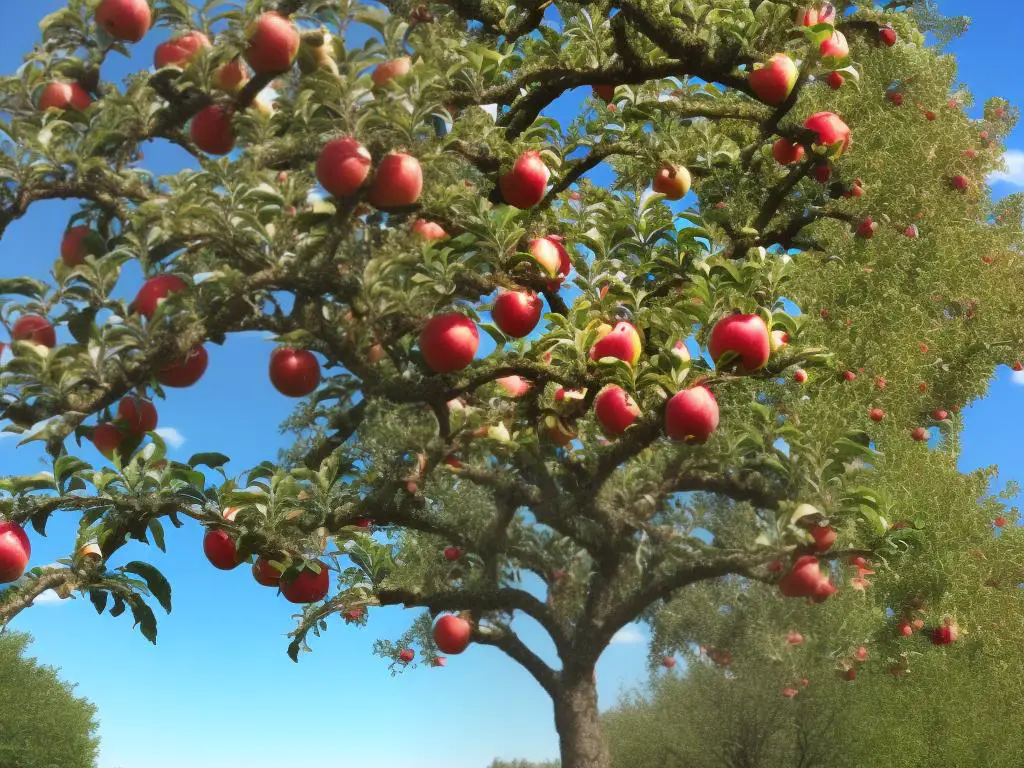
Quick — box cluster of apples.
[316,137,423,209]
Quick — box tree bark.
[554,674,611,768]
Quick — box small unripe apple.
[154,31,211,69]
[0,522,31,583]
[827,71,844,90]
[11,315,57,348]
[652,164,692,199]
[371,57,412,87]
[316,138,372,198]
[60,226,105,267]
[203,530,240,570]
[133,274,187,318]
[804,112,851,154]
[709,314,770,371]
[158,345,209,388]
[770,330,789,352]
[117,396,158,436]
[820,31,849,60]
[499,151,550,209]
[419,314,479,373]
[492,290,543,338]
[412,219,447,241]
[38,81,93,112]
[95,0,152,43]
[368,153,422,209]
[433,615,472,654]
[269,347,320,397]
[244,13,300,75]
[594,385,641,436]
[665,386,719,443]
[590,321,642,366]
[281,561,330,603]
[190,105,235,156]
[749,54,798,105]
[869,408,884,422]
[772,138,804,165]
[879,26,897,46]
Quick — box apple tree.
[0,1,1021,766]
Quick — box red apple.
[820,31,849,60]
[804,112,851,154]
[590,321,642,366]
[154,31,211,69]
[498,151,550,209]
[904,224,919,238]
[371,57,412,87]
[433,615,472,654]
[662,656,676,669]
[493,290,543,338]
[38,81,93,112]
[497,375,530,397]
[412,219,447,241]
[215,59,249,92]
[594,385,641,436]
[652,164,692,200]
[778,555,823,597]
[158,346,209,388]
[0,523,30,583]
[899,620,913,636]
[797,4,835,25]
[419,313,479,373]
[782,687,798,698]
[529,236,568,278]
[911,426,929,442]
[842,370,856,381]
[709,314,770,371]
[844,668,856,682]
[931,409,948,421]
[994,516,1007,528]
[133,274,187,318]
[794,368,808,383]
[593,84,616,102]
[950,174,970,191]
[772,138,805,165]
[749,54,798,105]
[316,137,372,198]
[190,105,235,156]
[11,315,56,348]
[443,546,462,561]
[787,630,804,645]
[368,153,422,208]
[869,407,885,422]
[203,530,240,570]
[117,396,158,436]
[92,423,125,459]
[887,91,904,107]
[269,347,321,397]
[930,623,959,645]
[281,561,330,603]
[244,13,300,75]
[252,557,281,587]
[665,386,719,443]
[96,0,152,43]
[60,226,105,267]
[399,648,415,663]
[857,218,876,238]
[827,71,844,90]
[879,26,897,46]
[810,525,837,552]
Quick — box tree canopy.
[0,631,99,768]
[0,1,1021,766]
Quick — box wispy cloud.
[155,427,186,449]
[1012,369,1024,386]
[611,624,647,645]
[32,590,63,605]
[989,149,1024,187]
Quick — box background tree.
[0,631,99,768]
[0,2,1021,767]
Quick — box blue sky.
[1,3,1022,767]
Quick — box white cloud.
[155,427,186,449]
[32,590,63,605]
[989,149,1024,187]
[1012,369,1024,386]
[611,624,647,645]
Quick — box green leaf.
[0,277,49,298]
[128,598,158,644]
[188,453,230,470]
[89,589,108,615]
[121,562,172,614]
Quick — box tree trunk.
[554,674,611,768]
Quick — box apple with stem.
[244,12,300,75]
[269,347,321,397]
